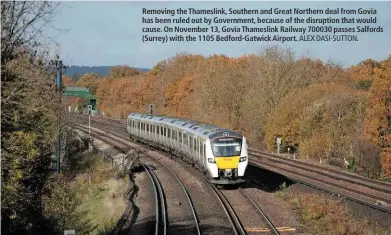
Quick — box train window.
[157,125,160,134]
[138,122,140,129]
[168,128,171,138]
[190,137,193,149]
[195,139,198,151]
[147,123,149,132]
[161,126,163,136]
[178,132,182,142]
[183,133,187,145]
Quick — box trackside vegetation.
[276,185,391,235]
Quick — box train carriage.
[127,113,248,185]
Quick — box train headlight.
[208,158,216,163]
[239,156,247,162]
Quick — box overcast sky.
[49,1,391,68]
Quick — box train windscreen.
[210,137,242,157]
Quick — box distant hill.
[64,66,150,77]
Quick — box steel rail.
[145,164,167,235]
[208,182,247,235]
[156,159,202,235]
[239,188,280,235]
[248,149,391,193]
[139,162,161,235]
[250,159,391,214]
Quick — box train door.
[172,129,177,150]
[152,124,156,142]
[178,131,183,153]
[167,127,172,148]
[202,142,206,169]
[183,132,187,155]
[157,125,160,144]
[147,123,151,141]
[198,139,201,165]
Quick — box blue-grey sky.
[50,1,391,68]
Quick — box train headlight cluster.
[239,156,247,162]
[208,158,216,163]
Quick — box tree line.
[66,48,391,179]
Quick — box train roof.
[127,112,243,139]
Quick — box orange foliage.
[76,73,102,94]
[62,76,75,87]
[265,82,367,160]
[361,55,391,177]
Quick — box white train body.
[126,113,248,184]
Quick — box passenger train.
[127,113,248,185]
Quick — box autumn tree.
[62,75,75,87]
[348,58,381,90]
[71,72,81,81]
[109,65,142,79]
[76,72,102,94]
[265,83,367,161]
[361,55,391,178]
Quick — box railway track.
[140,161,167,235]
[75,114,391,214]
[76,125,201,235]
[209,184,246,235]
[238,188,280,235]
[249,149,391,194]
[75,122,289,234]
[212,184,282,235]
[248,150,391,212]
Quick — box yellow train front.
[205,131,248,185]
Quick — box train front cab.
[206,135,248,185]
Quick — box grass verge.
[44,151,129,235]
